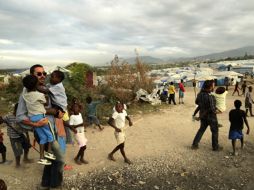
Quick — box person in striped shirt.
[0,103,32,167]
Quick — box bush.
[103,53,154,103]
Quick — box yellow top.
[62,111,70,122]
[168,85,175,94]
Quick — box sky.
[0,0,254,69]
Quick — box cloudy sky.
[0,0,254,69]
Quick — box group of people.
[1,65,253,189]
[0,64,133,189]
[192,79,250,156]
[161,79,186,105]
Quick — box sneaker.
[44,152,56,160]
[37,159,52,165]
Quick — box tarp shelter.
[213,71,243,86]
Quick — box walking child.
[22,75,55,165]
[69,104,89,165]
[245,86,254,117]
[229,100,250,155]
[241,81,247,96]
[108,102,133,164]
[86,96,104,131]
[232,81,240,96]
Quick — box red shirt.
[179,83,185,92]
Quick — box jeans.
[41,140,65,188]
[192,118,219,150]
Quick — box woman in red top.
[179,79,185,104]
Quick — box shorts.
[114,131,126,145]
[0,142,6,153]
[87,116,100,125]
[179,90,184,98]
[10,137,30,157]
[30,114,54,144]
[75,132,88,148]
[229,130,243,140]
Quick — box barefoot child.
[108,102,133,164]
[69,104,89,165]
[0,103,32,167]
[22,75,55,165]
[229,100,250,155]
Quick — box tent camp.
[213,71,243,86]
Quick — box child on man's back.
[22,75,55,165]
[193,86,227,127]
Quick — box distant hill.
[195,46,254,61]
[168,46,254,62]
[124,56,166,64]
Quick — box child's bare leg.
[23,149,33,163]
[240,137,244,149]
[232,140,236,155]
[250,108,254,116]
[39,144,45,159]
[47,142,52,153]
[1,152,6,163]
[246,109,249,116]
[119,143,132,164]
[74,147,83,165]
[97,124,104,131]
[16,156,21,167]
[80,146,88,164]
[108,144,122,161]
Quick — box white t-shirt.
[112,110,127,129]
[23,91,46,117]
[212,91,228,112]
[69,113,84,133]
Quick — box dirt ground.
[1,85,254,190]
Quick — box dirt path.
[1,86,254,189]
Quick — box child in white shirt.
[108,102,133,164]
